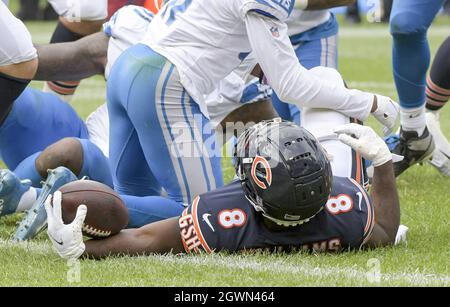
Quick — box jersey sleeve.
[239,0,295,21]
[244,12,374,122]
[178,187,255,254]
[103,5,154,40]
[178,196,215,254]
[346,178,375,246]
[48,0,107,21]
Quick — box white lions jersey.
[143,0,295,115]
[143,0,374,121]
[287,9,330,37]
[85,104,110,157]
[103,5,155,79]
[0,1,37,66]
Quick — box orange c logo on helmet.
[251,156,272,189]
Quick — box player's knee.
[390,11,428,36]
[36,138,83,177]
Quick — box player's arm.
[366,161,400,247]
[44,191,184,260]
[83,218,184,259]
[34,32,108,81]
[244,12,399,134]
[296,0,356,10]
[334,124,400,247]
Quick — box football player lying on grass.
[45,120,400,260]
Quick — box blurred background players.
[43,0,107,102]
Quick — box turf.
[0,16,449,287]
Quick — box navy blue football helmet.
[234,118,332,226]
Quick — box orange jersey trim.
[349,178,375,246]
[191,196,213,254]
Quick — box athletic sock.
[13,152,44,187]
[426,77,450,111]
[44,21,83,101]
[0,72,30,123]
[426,36,450,111]
[16,187,40,212]
[400,106,427,136]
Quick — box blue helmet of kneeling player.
[234,118,333,227]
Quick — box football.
[58,180,129,239]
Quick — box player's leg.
[271,29,338,124]
[301,67,366,185]
[0,88,89,170]
[290,33,338,124]
[128,66,222,205]
[0,1,38,123]
[107,46,166,198]
[44,0,107,102]
[108,43,222,206]
[107,91,163,196]
[120,194,184,228]
[425,36,450,176]
[389,0,443,176]
[13,138,113,187]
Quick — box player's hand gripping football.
[371,94,400,136]
[334,123,392,167]
[44,191,86,260]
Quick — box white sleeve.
[244,12,374,121]
[48,0,107,21]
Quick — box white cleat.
[426,111,450,177]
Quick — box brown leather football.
[58,180,128,239]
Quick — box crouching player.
[0,91,114,238]
[44,118,400,259]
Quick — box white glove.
[333,123,392,167]
[45,191,86,260]
[371,95,400,136]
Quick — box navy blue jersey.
[179,176,374,253]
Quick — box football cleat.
[426,111,450,177]
[391,127,435,177]
[12,167,77,242]
[0,170,31,217]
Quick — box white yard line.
[346,81,395,89]
[155,255,449,286]
[340,26,449,38]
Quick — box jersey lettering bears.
[179,177,375,253]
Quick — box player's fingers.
[52,191,63,221]
[74,205,87,228]
[333,123,363,138]
[44,195,55,227]
[337,134,359,149]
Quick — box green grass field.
[0,15,449,287]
